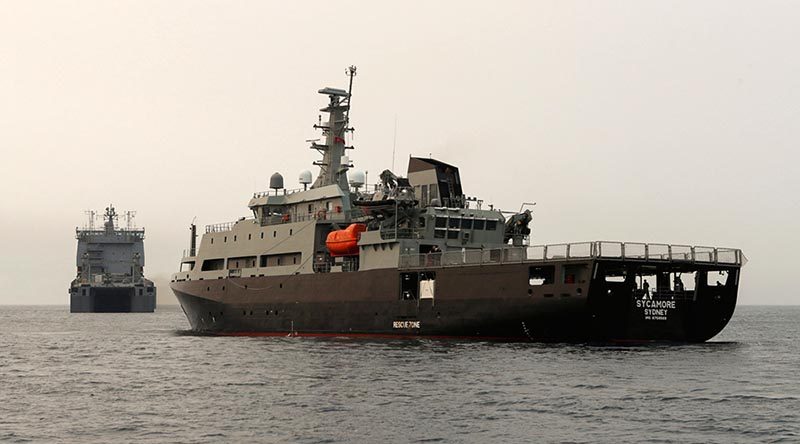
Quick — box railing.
[76,229,145,240]
[254,183,384,200]
[380,228,422,240]
[255,209,368,226]
[253,187,308,199]
[205,221,237,233]
[399,241,746,269]
[182,248,196,258]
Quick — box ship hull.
[70,285,156,313]
[171,259,739,342]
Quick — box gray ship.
[170,67,745,341]
[69,205,156,312]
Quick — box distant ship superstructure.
[70,205,156,312]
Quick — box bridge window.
[461,218,473,229]
[473,219,486,230]
[448,218,460,229]
[447,230,459,239]
[435,217,447,228]
[486,220,498,231]
[180,261,195,272]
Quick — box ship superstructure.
[70,205,156,312]
[170,67,744,341]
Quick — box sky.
[1,1,798,305]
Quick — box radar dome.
[298,170,312,185]
[269,172,284,190]
[349,170,365,187]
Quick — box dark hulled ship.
[170,67,744,341]
[70,205,156,312]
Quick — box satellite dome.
[349,170,365,187]
[298,170,312,185]
[269,172,284,190]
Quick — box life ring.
[316,209,327,220]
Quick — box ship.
[170,67,745,341]
[70,205,156,312]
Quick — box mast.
[310,66,357,193]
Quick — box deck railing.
[205,221,237,233]
[399,241,746,269]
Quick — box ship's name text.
[636,300,676,321]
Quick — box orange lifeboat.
[326,224,367,257]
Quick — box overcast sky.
[1,1,798,305]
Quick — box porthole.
[260,232,264,239]
[224,236,227,242]
[234,235,237,242]
[273,231,277,238]
[248,234,252,240]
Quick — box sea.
[1,305,798,444]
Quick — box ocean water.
[0,305,798,443]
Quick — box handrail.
[205,221,237,233]
[398,241,746,269]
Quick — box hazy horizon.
[2,1,798,306]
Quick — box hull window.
[529,266,555,285]
[400,273,418,300]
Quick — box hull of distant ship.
[70,285,157,313]
[170,259,739,342]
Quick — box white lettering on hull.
[635,299,676,321]
[393,320,420,329]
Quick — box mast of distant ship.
[310,66,357,202]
